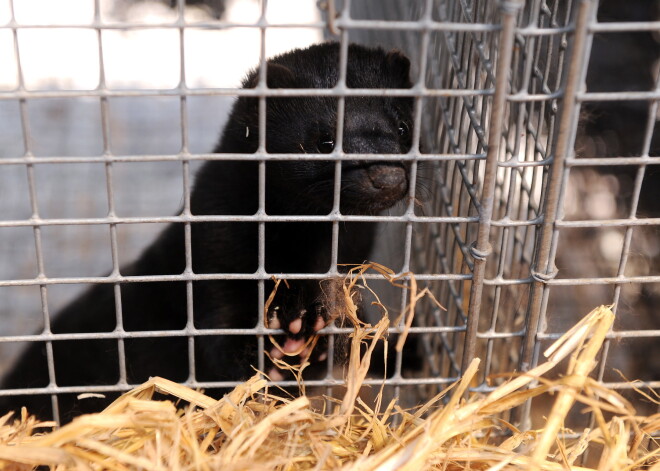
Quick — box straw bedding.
[0,264,657,470]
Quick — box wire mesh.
[0,0,658,429]
[350,0,660,422]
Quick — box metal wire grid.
[413,0,660,411]
[0,0,453,421]
[0,0,658,426]
[427,0,573,388]
[350,0,660,413]
[525,0,659,392]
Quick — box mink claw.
[313,315,325,332]
[267,305,282,330]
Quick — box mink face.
[193,42,416,373]
[263,93,412,215]
[0,42,415,422]
[210,42,414,216]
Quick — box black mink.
[0,42,414,422]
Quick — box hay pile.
[0,265,658,470]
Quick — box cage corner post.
[459,0,525,377]
[514,0,600,429]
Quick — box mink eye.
[398,121,410,139]
[317,134,335,153]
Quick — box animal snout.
[340,162,409,214]
[366,164,407,191]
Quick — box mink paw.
[267,302,326,338]
[265,301,329,379]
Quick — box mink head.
[215,42,414,215]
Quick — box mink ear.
[244,63,296,89]
[266,63,296,88]
[384,49,411,86]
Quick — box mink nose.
[366,164,407,190]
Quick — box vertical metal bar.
[484,0,542,381]
[324,0,350,398]
[393,0,433,404]
[176,0,197,384]
[94,0,128,389]
[330,25,350,274]
[9,0,62,423]
[460,0,524,374]
[257,0,269,374]
[434,1,497,379]
[518,0,598,374]
[515,0,599,430]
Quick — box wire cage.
[350,0,660,424]
[0,0,658,429]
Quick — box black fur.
[0,42,414,422]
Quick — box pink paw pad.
[269,347,284,360]
[283,337,305,353]
[288,317,303,335]
[267,367,284,382]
